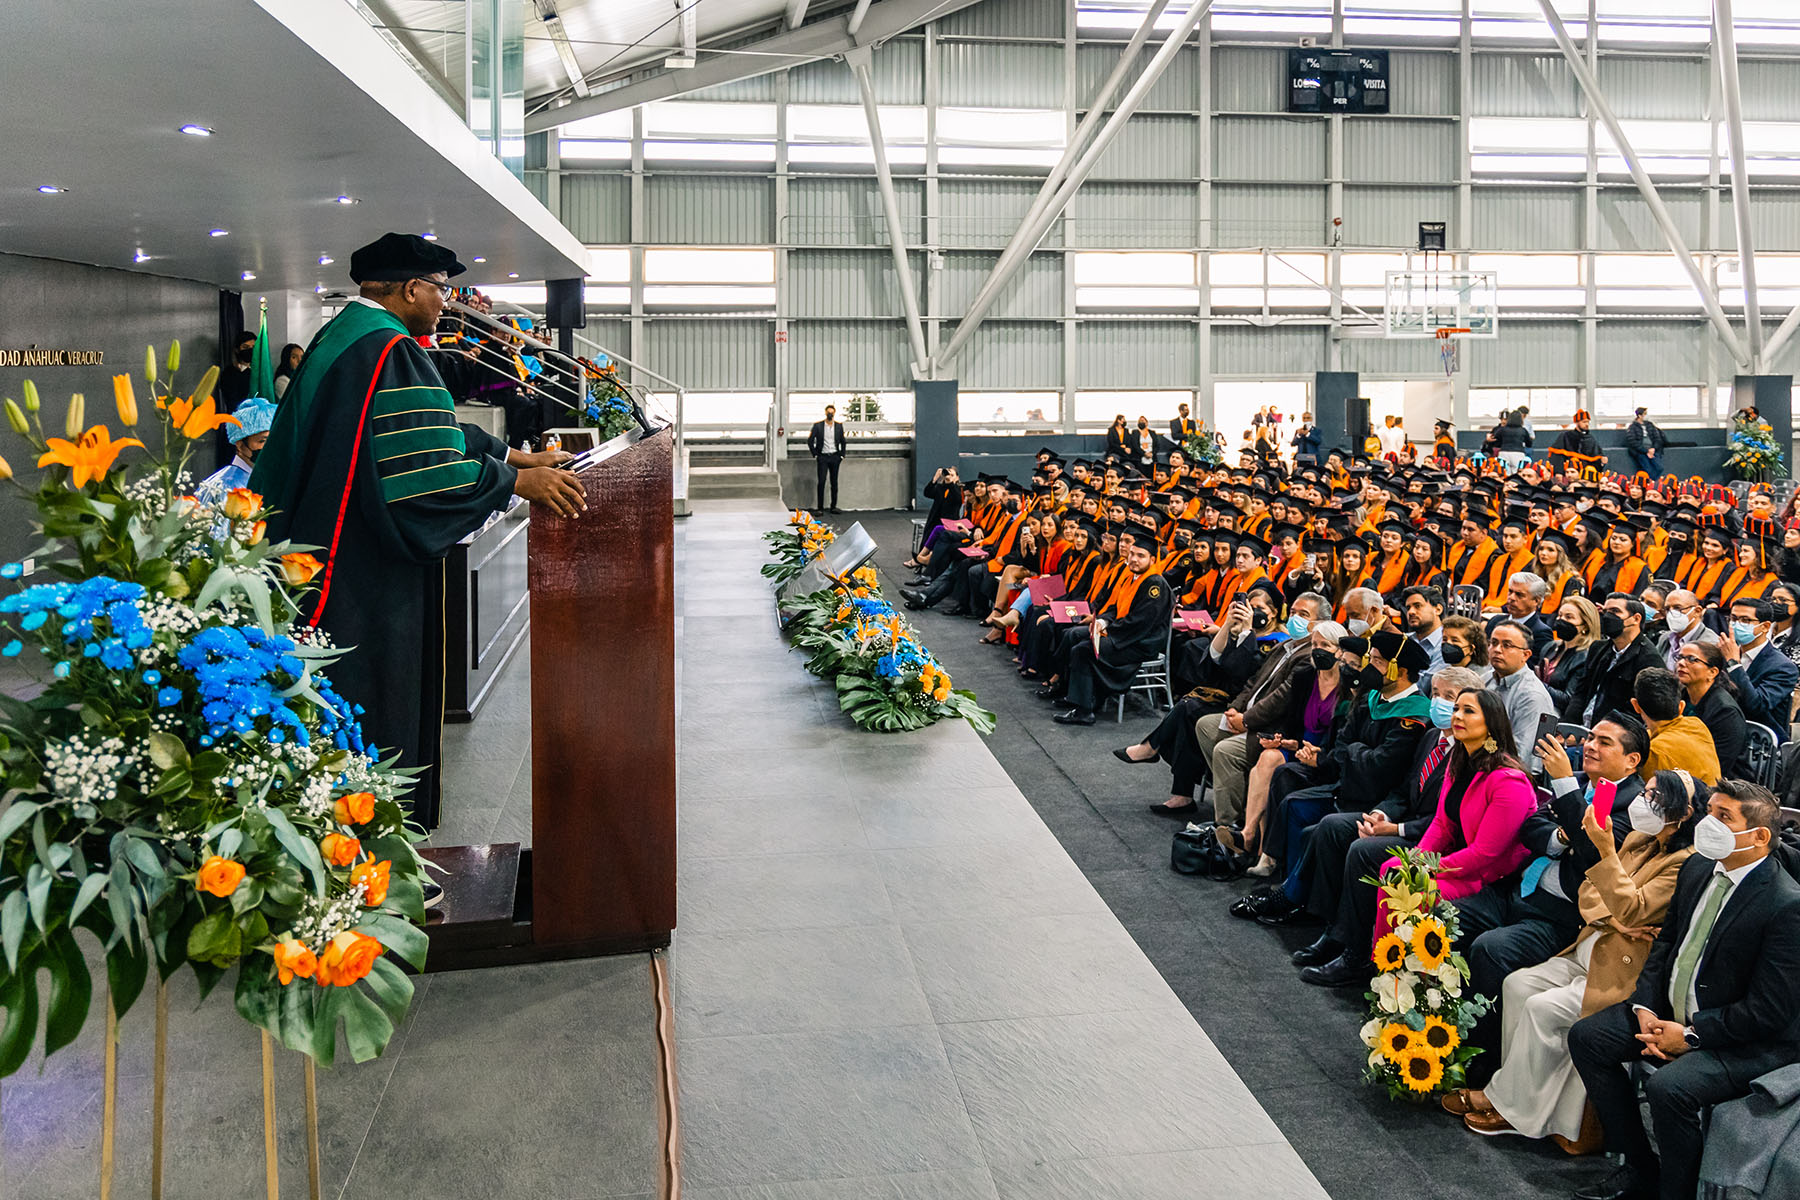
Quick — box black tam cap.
[349,232,467,283]
[1370,630,1431,676]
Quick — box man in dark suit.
[1484,571,1555,659]
[1562,593,1664,727]
[1453,712,1648,1080]
[1722,596,1799,741]
[1292,666,1481,982]
[1169,402,1198,448]
[1568,779,1800,1200]
[806,403,846,514]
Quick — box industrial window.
[1342,0,1461,40]
[1468,386,1581,422]
[1341,253,1413,312]
[1470,117,1587,176]
[1208,0,1334,37]
[1267,254,1330,309]
[1593,254,1703,309]
[1470,0,1589,43]
[479,284,629,307]
[558,110,632,161]
[936,108,1066,170]
[650,390,774,432]
[583,248,630,307]
[788,391,916,425]
[786,105,928,165]
[1593,385,1704,422]
[1719,255,1800,309]
[1468,253,1585,310]
[1209,252,1271,309]
[642,248,776,309]
[957,391,1062,430]
[1073,252,1199,309]
[642,101,777,164]
[1074,390,1193,430]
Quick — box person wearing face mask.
[1215,621,1353,875]
[1766,581,1800,665]
[1718,596,1799,741]
[1446,712,1650,1083]
[193,395,277,511]
[1133,415,1156,471]
[1561,593,1663,728]
[1541,597,1602,712]
[1439,615,1493,685]
[1235,629,1435,922]
[1294,666,1484,979]
[1675,642,1747,779]
[1656,589,1717,672]
[1454,769,1698,1150]
[1568,780,1800,1200]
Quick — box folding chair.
[1450,584,1484,619]
[1740,722,1781,791]
[910,518,927,556]
[1115,622,1175,723]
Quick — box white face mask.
[1664,608,1690,635]
[1627,795,1666,837]
[1347,618,1370,636]
[1693,814,1750,861]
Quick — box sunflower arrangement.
[1357,848,1492,1102]
[764,513,994,734]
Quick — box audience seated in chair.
[1562,594,1663,728]
[1567,780,1800,1200]
[1722,597,1800,742]
[1676,642,1747,779]
[1540,596,1603,715]
[1632,667,1722,785]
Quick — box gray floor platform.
[667,499,1327,1199]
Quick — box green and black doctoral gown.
[251,300,516,827]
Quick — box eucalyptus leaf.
[1,891,26,970]
[147,731,189,770]
[25,864,50,932]
[0,799,39,844]
[68,872,107,923]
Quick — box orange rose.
[333,791,375,825]
[196,855,245,897]
[350,860,391,907]
[272,938,317,985]
[237,519,268,545]
[221,487,262,520]
[320,833,361,867]
[278,551,324,586]
[314,931,383,988]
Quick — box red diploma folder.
[1027,575,1066,605]
[1052,600,1091,623]
[940,518,973,534]
[1173,609,1212,631]
[958,546,990,559]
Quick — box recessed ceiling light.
[507,272,519,278]
[318,254,334,265]
[421,233,438,241]
[37,184,66,194]
[134,250,150,264]
[241,271,256,281]
[472,256,486,263]
[179,124,213,137]
[334,195,357,205]
[209,229,229,237]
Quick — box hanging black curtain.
[214,289,246,471]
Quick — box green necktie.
[1670,873,1733,1023]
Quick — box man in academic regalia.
[252,233,586,835]
[1047,534,1174,725]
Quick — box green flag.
[248,299,275,403]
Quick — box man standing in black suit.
[1567,779,1800,1200]
[1169,402,1198,448]
[807,403,846,514]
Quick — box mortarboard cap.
[349,232,466,283]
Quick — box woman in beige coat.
[1453,769,1700,1150]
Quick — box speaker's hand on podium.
[516,466,587,517]
[508,447,576,469]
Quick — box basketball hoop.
[1435,326,1471,378]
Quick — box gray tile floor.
[3,498,1323,1200]
[668,500,1326,1199]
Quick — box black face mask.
[1776,603,1795,622]
[1358,665,1386,691]
[1251,608,1273,631]
[1551,618,1579,641]
[1440,643,1465,666]
[1310,648,1337,672]
[1599,611,1626,639]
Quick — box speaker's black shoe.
[1291,935,1343,968]
[1148,800,1197,818]
[1299,953,1372,988]
[1053,708,1097,726]
[1572,1164,1660,1200]
[1254,893,1315,927]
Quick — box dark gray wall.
[0,253,219,564]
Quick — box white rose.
[1436,962,1463,989]
[1426,987,1443,1009]
[1395,922,1414,942]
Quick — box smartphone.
[1535,711,1559,749]
[1591,777,1617,830]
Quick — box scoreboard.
[1287,49,1389,115]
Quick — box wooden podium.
[423,427,677,969]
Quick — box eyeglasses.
[411,277,452,299]
[1675,653,1707,665]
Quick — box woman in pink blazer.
[1376,687,1535,941]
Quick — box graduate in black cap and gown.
[253,233,587,831]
